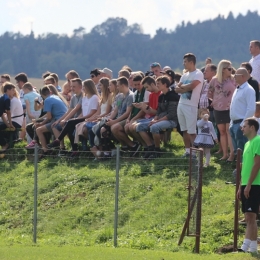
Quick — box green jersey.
[241,135,260,185]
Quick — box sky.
[0,0,260,37]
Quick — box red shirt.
[146,91,161,118]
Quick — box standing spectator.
[208,60,236,161]
[237,118,260,253]
[199,64,217,109]
[175,53,204,157]
[249,40,260,88]
[23,82,41,144]
[230,68,255,157]
[194,108,218,167]
[201,57,212,73]
[241,62,259,101]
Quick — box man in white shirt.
[175,53,204,157]
[249,40,260,97]
[230,68,256,153]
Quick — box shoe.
[149,148,161,159]
[237,248,245,253]
[130,142,141,157]
[68,151,79,160]
[143,146,154,159]
[25,140,37,149]
[182,152,190,158]
[58,148,67,157]
[47,139,60,149]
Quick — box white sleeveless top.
[100,100,108,115]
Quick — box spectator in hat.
[161,69,176,89]
[99,68,113,79]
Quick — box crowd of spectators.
[0,40,260,165]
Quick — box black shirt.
[248,77,259,101]
[0,94,10,117]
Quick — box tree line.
[0,10,260,79]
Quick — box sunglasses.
[224,67,232,71]
[90,75,95,78]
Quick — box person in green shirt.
[237,117,260,253]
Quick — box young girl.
[194,108,218,167]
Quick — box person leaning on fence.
[139,76,179,159]
[35,85,68,158]
[0,83,23,152]
[237,118,260,253]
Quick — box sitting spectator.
[65,70,80,87]
[150,62,162,78]
[23,82,41,143]
[44,76,56,86]
[98,77,134,157]
[50,73,62,92]
[112,74,149,152]
[90,79,119,157]
[99,68,113,79]
[0,83,23,151]
[81,77,112,148]
[35,85,68,157]
[129,76,161,149]
[25,84,69,149]
[48,79,99,154]
[90,68,102,94]
[161,69,175,89]
[0,74,11,88]
[61,81,72,105]
[139,76,179,159]
[118,69,130,79]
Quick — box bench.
[1,128,23,148]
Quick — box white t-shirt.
[133,89,150,103]
[179,69,204,107]
[11,97,24,126]
[249,54,260,84]
[81,95,99,117]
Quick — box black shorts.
[241,185,260,214]
[213,110,230,125]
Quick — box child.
[61,82,71,105]
[254,102,260,135]
[194,108,218,167]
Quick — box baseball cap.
[160,69,175,78]
[99,68,113,78]
[90,68,101,77]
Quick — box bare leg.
[36,125,49,152]
[217,124,228,160]
[226,123,234,161]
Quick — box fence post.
[114,145,120,247]
[33,144,38,243]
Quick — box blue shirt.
[43,95,67,120]
[0,94,10,116]
[24,91,41,113]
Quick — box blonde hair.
[99,77,110,103]
[48,84,68,107]
[216,60,232,83]
[83,79,99,97]
[198,108,209,118]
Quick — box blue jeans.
[86,122,97,147]
[229,123,247,154]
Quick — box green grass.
[0,245,257,260]
[0,132,250,259]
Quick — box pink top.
[207,77,236,111]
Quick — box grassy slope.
[0,133,248,258]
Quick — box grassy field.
[0,132,252,259]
